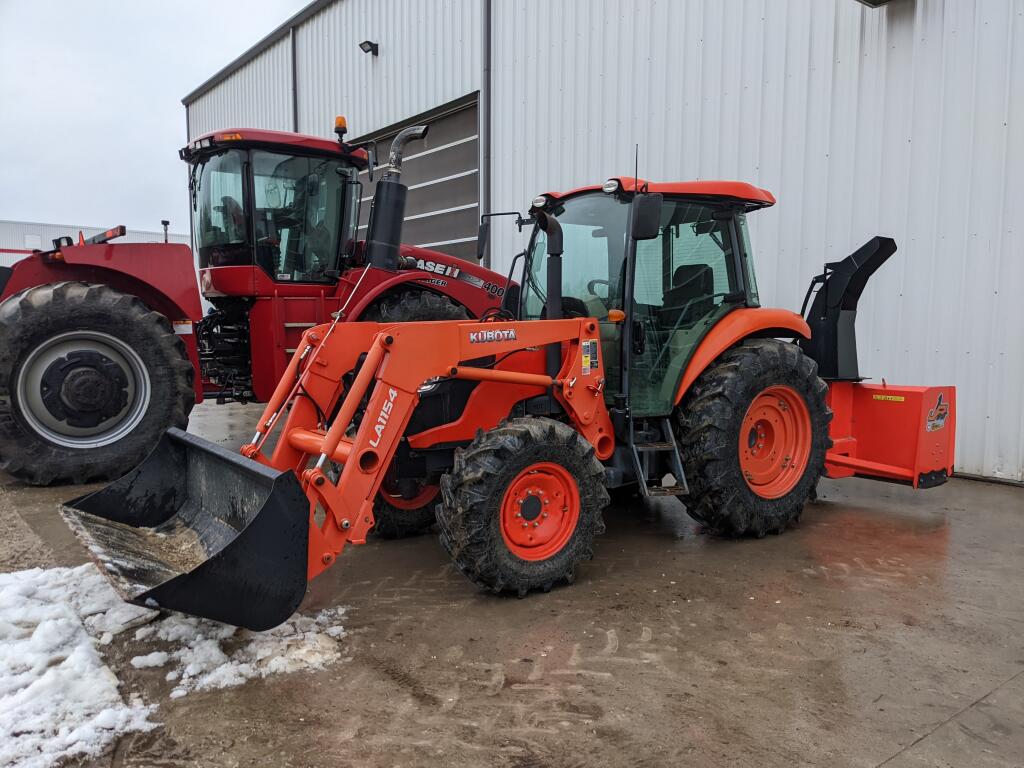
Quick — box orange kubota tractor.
[62,178,956,630]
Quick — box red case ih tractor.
[63,176,956,631]
[0,121,510,533]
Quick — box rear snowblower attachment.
[61,428,309,631]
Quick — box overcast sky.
[0,0,308,234]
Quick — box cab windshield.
[191,148,359,282]
[521,193,630,320]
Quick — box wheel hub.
[15,330,151,449]
[500,462,581,561]
[40,350,129,428]
[738,385,812,499]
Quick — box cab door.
[627,201,745,417]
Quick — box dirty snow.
[0,565,157,768]
[129,608,347,698]
[0,562,349,767]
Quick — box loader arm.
[62,316,613,628]
[237,316,613,581]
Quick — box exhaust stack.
[364,125,429,271]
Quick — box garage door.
[356,101,479,261]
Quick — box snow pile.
[0,565,157,768]
[0,563,349,766]
[130,608,346,698]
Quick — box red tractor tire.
[438,417,609,596]
[675,339,831,537]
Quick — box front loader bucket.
[61,428,309,631]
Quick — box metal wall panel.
[295,0,480,138]
[489,0,1024,481]
[187,37,293,139]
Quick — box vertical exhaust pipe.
[534,211,564,380]
[364,125,429,271]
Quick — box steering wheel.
[539,297,590,319]
[587,278,611,296]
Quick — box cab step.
[628,417,689,499]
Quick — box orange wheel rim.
[500,462,580,561]
[379,480,439,510]
[739,385,812,499]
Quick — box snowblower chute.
[61,428,309,630]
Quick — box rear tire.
[0,282,194,485]
[438,417,609,595]
[675,339,830,537]
[362,289,470,324]
[364,290,470,538]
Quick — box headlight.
[531,195,548,209]
[602,178,620,194]
[418,377,442,394]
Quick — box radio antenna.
[634,144,639,193]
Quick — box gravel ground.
[1,401,1022,767]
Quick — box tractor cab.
[517,178,775,417]
[181,127,367,294]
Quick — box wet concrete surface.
[1,401,1022,767]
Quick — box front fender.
[673,307,811,405]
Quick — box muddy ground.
[2,401,1022,767]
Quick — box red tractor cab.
[184,124,508,403]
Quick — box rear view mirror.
[631,193,663,240]
[476,220,490,260]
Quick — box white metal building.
[0,220,189,268]
[182,0,1024,482]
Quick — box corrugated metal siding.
[0,220,189,267]
[490,0,1024,481]
[294,0,480,138]
[187,37,293,139]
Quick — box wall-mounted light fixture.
[359,40,379,56]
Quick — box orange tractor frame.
[63,177,956,630]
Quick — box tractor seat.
[661,264,714,327]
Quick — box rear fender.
[673,307,811,405]
[347,245,511,320]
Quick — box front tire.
[364,290,470,538]
[437,417,609,595]
[675,339,830,537]
[0,282,194,485]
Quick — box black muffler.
[364,124,428,271]
[61,428,309,631]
